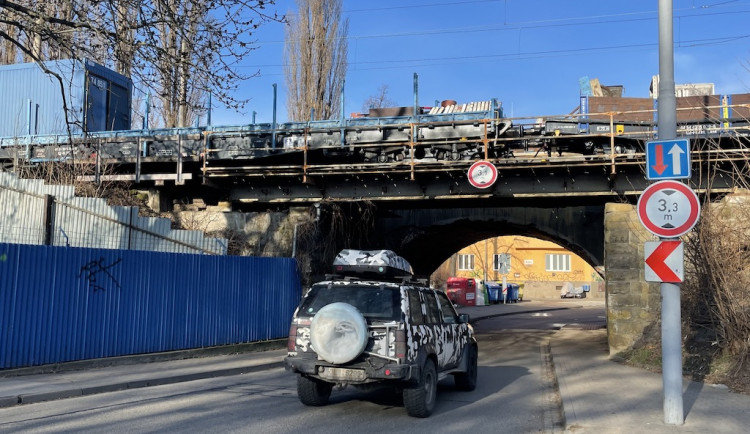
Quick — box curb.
[1,339,286,378]
[2,361,283,408]
[541,337,566,433]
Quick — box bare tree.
[0,0,282,128]
[430,257,455,289]
[0,1,23,64]
[284,0,348,121]
[153,0,207,127]
[465,241,491,281]
[1,1,107,63]
[107,1,138,78]
[362,84,396,112]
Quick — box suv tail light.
[288,318,311,352]
[395,329,407,362]
[287,324,297,352]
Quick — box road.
[0,301,604,433]
[471,300,606,332]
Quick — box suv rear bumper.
[285,356,418,383]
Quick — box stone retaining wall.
[604,203,661,355]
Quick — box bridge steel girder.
[226,170,628,204]
[224,162,736,205]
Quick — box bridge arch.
[371,200,606,276]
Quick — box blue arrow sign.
[646,139,691,180]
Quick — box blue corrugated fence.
[0,243,301,369]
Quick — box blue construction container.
[0,59,132,138]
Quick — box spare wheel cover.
[310,302,368,364]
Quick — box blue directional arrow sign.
[646,139,691,180]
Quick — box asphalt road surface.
[0,302,604,433]
[472,301,606,332]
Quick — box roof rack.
[322,273,429,287]
[331,249,414,280]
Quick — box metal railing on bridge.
[0,97,748,186]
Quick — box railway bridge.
[2,98,749,354]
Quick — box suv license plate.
[318,367,366,382]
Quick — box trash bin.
[486,282,501,304]
[447,287,476,306]
[476,281,488,306]
[446,277,477,306]
[505,283,520,303]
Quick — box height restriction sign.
[637,180,700,238]
[467,161,498,189]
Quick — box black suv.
[284,249,478,417]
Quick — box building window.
[458,254,474,270]
[546,254,571,272]
[493,253,511,274]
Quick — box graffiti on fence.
[79,257,122,292]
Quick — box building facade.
[432,236,604,299]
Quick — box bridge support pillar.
[146,188,170,213]
[604,203,661,356]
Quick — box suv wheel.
[403,359,437,417]
[297,375,333,406]
[454,345,478,391]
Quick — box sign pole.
[661,280,683,423]
[658,0,684,425]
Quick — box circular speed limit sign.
[467,161,498,189]
[637,180,700,238]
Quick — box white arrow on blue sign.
[646,139,691,180]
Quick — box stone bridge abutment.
[603,203,661,355]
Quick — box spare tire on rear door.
[310,302,368,364]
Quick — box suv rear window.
[298,284,401,321]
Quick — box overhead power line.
[242,32,750,69]
[345,0,502,13]
[259,6,750,45]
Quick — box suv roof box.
[332,249,414,279]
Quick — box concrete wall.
[523,280,605,300]
[604,202,661,355]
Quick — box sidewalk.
[0,348,286,407]
[552,328,750,433]
[1,300,749,433]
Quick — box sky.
[209,0,750,125]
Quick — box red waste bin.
[446,277,476,306]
